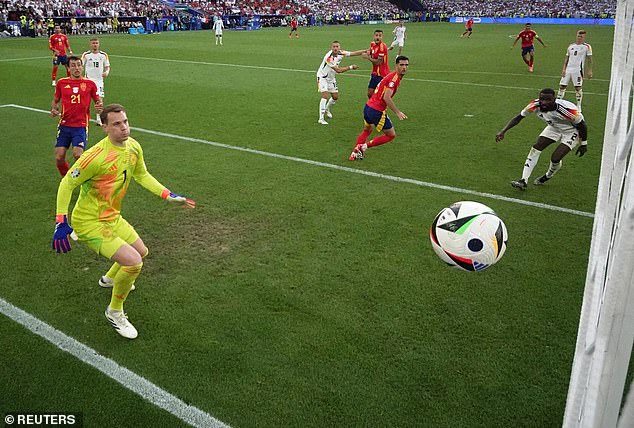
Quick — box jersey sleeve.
[90,80,99,101]
[586,44,593,56]
[131,145,167,197]
[104,53,110,67]
[520,100,539,117]
[55,151,101,216]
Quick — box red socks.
[356,129,372,146]
[56,160,69,177]
[52,65,58,81]
[367,134,395,147]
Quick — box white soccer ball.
[429,201,508,271]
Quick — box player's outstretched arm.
[162,190,196,208]
[348,49,367,57]
[495,114,524,142]
[334,64,359,73]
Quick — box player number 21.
[71,94,81,104]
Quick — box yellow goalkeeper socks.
[109,262,143,311]
[105,262,121,280]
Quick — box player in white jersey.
[389,21,406,56]
[316,41,365,125]
[496,88,588,189]
[213,18,223,46]
[557,30,593,111]
[81,38,110,125]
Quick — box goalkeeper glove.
[52,215,74,253]
[163,190,196,209]
[576,141,588,157]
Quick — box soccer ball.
[429,201,508,271]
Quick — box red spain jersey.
[466,19,474,29]
[291,19,298,29]
[367,71,402,112]
[518,29,537,48]
[370,41,389,77]
[55,78,99,127]
[49,33,70,56]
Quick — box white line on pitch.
[0,297,230,428]
[0,103,595,218]
[0,55,608,96]
[0,56,50,62]
[111,55,608,96]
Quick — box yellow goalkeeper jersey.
[57,135,166,224]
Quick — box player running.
[460,18,474,38]
[349,56,409,161]
[49,25,72,86]
[389,21,406,56]
[558,30,593,112]
[51,56,102,177]
[81,38,110,125]
[495,88,588,189]
[52,104,196,339]
[316,41,365,125]
[366,29,389,99]
[512,23,547,72]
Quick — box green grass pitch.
[0,21,613,427]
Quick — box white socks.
[575,89,583,109]
[545,160,562,178]
[522,147,542,181]
[319,98,327,119]
[326,98,336,112]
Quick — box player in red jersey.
[49,25,73,86]
[365,29,390,99]
[349,56,409,161]
[512,23,547,72]
[51,56,102,176]
[460,18,474,38]
[289,17,299,39]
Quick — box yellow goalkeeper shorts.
[73,216,139,259]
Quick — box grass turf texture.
[0,22,611,427]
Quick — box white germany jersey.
[82,50,110,81]
[316,50,350,81]
[394,26,406,41]
[213,19,223,32]
[521,98,584,133]
[565,42,592,72]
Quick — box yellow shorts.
[73,216,139,259]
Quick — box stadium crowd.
[421,0,615,18]
[0,0,616,37]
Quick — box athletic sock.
[326,98,336,112]
[319,98,327,119]
[545,160,562,178]
[356,129,372,146]
[521,147,542,181]
[56,160,69,177]
[367,134,395,147]
[109,263,142,311]
[575,89,583,109]
[557,89,566,99]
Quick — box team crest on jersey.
[80,83,87,91]
[70,168,81,178]
[73,87,79,94]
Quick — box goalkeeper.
[52,103,195,339]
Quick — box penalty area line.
[0,297,230,428]
[0,103,594,218]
